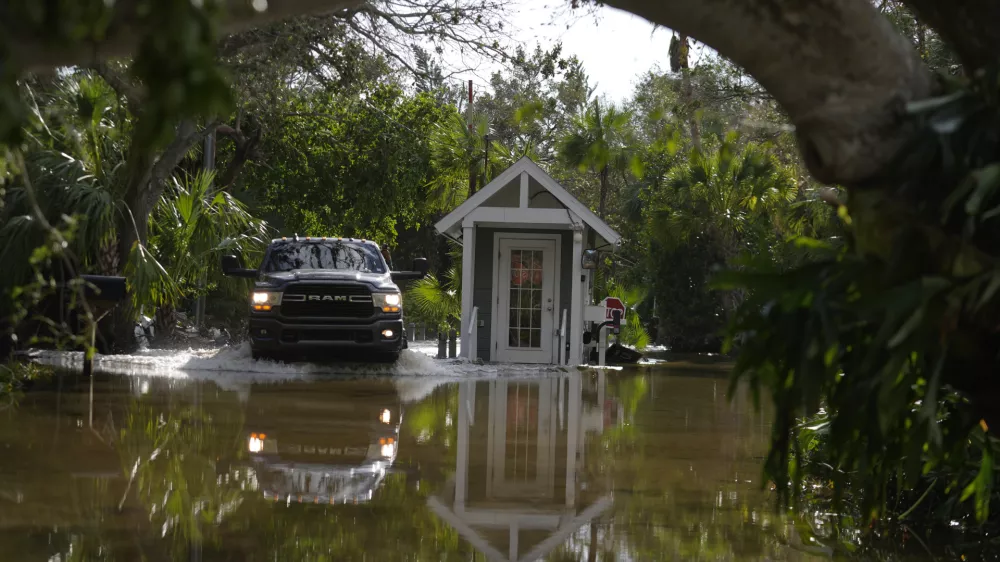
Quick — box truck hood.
[257,270,397,291]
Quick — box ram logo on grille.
[307,295,347,302]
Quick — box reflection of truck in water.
[241,380,403,504]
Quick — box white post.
[598,325,608,367]
[460,224,476,358]
[455,381,472,511]
[565,373,581,507]
[558,309,567,366]
[569,227,584,366]
[467,306,479,361]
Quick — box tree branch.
[900,0,1000,71]
[216,123,263,189]
[602,0,934,187]
[6,0,364,72]
[145,121,220,211]
[92,63,143,114]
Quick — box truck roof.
[269,237,380,247]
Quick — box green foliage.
[559,98,642,216]
[406,246,461,332]
[248,84,449,243]
[720,70,1000,534]
[476,44,590,164]
[149,170,269,303]
[1,72,128,289]
[652,134,799,260]
[0,360,51,409]
[642,133,814,348]
[606,279,650,349]
[1,1,232,146]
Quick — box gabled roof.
[433,157,621,246]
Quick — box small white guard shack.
[434,157,621,365]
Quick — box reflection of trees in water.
[232,473,474,561]
[263,242,381,273]
[116,393,246,558]
[567,372,794,561]
[26,379,250,562]
[401,382,459,483]
[54,379,473,561]
[16,372,805,561]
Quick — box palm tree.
[654,134,799,262]
[0,74,127,288]
[426,111,520,210]
[559,99,643,218]
[607,280,651,350]
[652,134,799,313]
[2,71,270,347]
[405,257,461,336]
[144,170,270,338]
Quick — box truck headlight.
[251,291,282,311]
[373,293,401,313]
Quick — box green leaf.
[976,271,1000,310]
[965,164,1000,215]
[960,445,993,523]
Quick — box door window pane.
[508,248,545,348]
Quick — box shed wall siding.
[472,227,572,361]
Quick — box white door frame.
[490,231,562,364]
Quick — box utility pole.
[195,128,216,330]
[466,80,477,197]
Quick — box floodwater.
[0,345,821,561]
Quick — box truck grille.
[281,284,374,319]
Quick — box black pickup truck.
[222,237,427,361]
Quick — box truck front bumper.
[249,317,405,354]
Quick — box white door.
[496,238,557,363]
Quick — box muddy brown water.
[0,358,824,561]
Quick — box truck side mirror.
[390,257,430,283]
[412,258,429,277]
[221,255,258,279]
[222,255,241,273]
[78,275,128,304]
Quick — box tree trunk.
[598,164,609,219]
[109,180,150,352]
[107,120,217,352]
[675,34,702,152]
[468,160,477,199]
[154,303,176,343]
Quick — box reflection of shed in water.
[429,372,615,562]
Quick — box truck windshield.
[262,241,386,273]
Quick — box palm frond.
[125,242,182,312]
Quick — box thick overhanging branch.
[146,121,221,212]
[216,123,263,188]
[602,0,934,187]
[900,0,1000,71]
[92,63,143,114]
[5,0,364,72]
